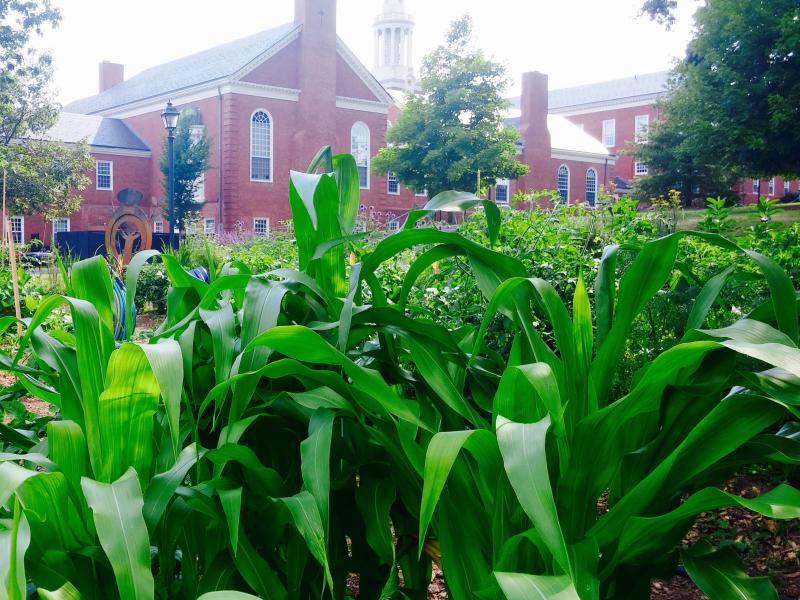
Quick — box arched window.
[351,122,370,189]
[251,110,272,182]
[557,165,570,203]
[585,168,598,208]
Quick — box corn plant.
[1,146,798,600]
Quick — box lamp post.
[161,101,180,247]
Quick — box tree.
[373,15,527,198]
[639,0,800,191]
[0,1,93,222]
[159,111,211,231]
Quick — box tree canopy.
[159,111,212,230]
[634,0,800,200]
[373,15,527,198]
[1,0,92,221]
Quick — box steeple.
[373,0,417,92]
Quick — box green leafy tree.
[0,1,92,221]
[159,112,212,230]
[639,0,800,191]
[373,15,527,198]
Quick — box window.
[190,125,206,201]
[768,178,775,196]
[602,119,616,147]
[557,165,570,203]
[388,173,400,195]
[784,180,791,194]
[752,179,761,194]
[635,161,649,176]
[53,218,70,237]
[634,114,650,143]
[203,218,215,235]
[415,189,427,197]
[353,221,366,234]
[96,160,113,190]
[387,220,400,232]
[585,169,597,208]
[495,179,510,204]
[154,221,164,234]
[250,110,272,181]
[351,122,370,189]
[254,218,270,237]
[692,183,701,195]
[10,217,23,244]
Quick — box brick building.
[11,0,615,245]
[539,71,799,204]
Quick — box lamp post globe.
[162,101,180,247]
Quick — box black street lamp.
[161,100,180,247]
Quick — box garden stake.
[3,169,23,335]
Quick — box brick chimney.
[519,71,552,190]
[99,61,124,93]
[294,0,338,163]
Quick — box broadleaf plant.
[0,147,798,600]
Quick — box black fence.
[54,231,176,261]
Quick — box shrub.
[0,147,798,600]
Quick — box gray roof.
[44,113,150,151]
[65,23,300,114]
[508,71,671,112]
[548,71,671,110]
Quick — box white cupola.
[373,0,417,92]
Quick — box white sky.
[39,0,702,105]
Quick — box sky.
[39,0,702,106]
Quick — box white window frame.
[784,180,791,194]
[96,160,113,190]
[585,169,598,208]
[387,219,400,232]
[602,119,616,147]
[387,172,400,195]
[250,109,273,183]
[634,114,650,143]
[634,161,649,176]
[557,165,570,203]
[768,178,775,196]
[495,179,510,205]
[52,217,70,237]
[203,218,216,235]
[154,221,164,234]
[253,217,270,237]
[353,221,366,234]
[351,122,371,190]
[9,216,24,244]
[415,189,427,198]
[752,179,761,194]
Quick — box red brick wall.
[564,104,662,183]
[19,151,151,245]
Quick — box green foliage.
[0,1,60,70]
[644,0,800,184]
[159,111,212,230]
[0,150,798,600]
[698,197,735,233]
[373,15,528,197]
[755,196,784,223]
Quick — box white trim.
[52,217,71,238]
[90,146,151,158]
[495,179,510,205]
[154,220,164,233]
[634,114,650,144]
[387,172,400,195]
[250,108,274,183]
[96,159,113,190]
[253,217,270,236]
[551,150,615,164]
[602,118,616,147]
[351,121,371,190]
[228,81,301,102]
[585,168,598,208]
[99,82,300,119]
[9,216,24,244]
[336,39,393,106]
[336,96,389,114]
[230,25,302,81]
[557,164,570,204]
[549,93,668,116]
[634,161,649,176]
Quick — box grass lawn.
[678,202,800,236]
